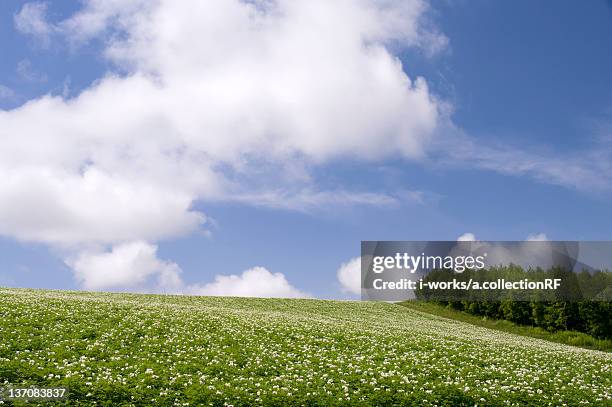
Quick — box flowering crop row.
[0,288,610,406]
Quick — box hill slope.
[0,288,610,406]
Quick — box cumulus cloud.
[66,241,183,291]
[4,0,446,290]
[452,233,556,271]
[457,233,549,242]
[457,233,476,241]
[66,241,306,298]
[0,167,208,246]
[337,257,361,296]
[189,267,309,298]
[527,233,548,241]
[3,0,443,245]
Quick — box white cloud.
[456,233,549,242]
[229,189,400,212]
[66,241,307,298]
[3,0,442,242]
[4,0,446,289]
[66,241,183,291]
[457,233,476,241]
[189,266,309,298]
[14,2,55,46]
[447,236,561,273]
[527,233,548,241]
[16,60,48,83]
[436,127,612,191]
[7,1,600,296]
[0,167,207,246]
[0,85,15,100]
[337,256,361,296]
[470,240,556,271]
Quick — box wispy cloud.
[226,189,399,212]
[16,59,48,83]
[13,2,55,47]
[0,85,15,100]
[432,124,612,192]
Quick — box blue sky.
[1,0,611,298]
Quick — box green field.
[400,301,612,352]
[0,288,610,406]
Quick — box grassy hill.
[400,301,612,352]
[0,288,610,406]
